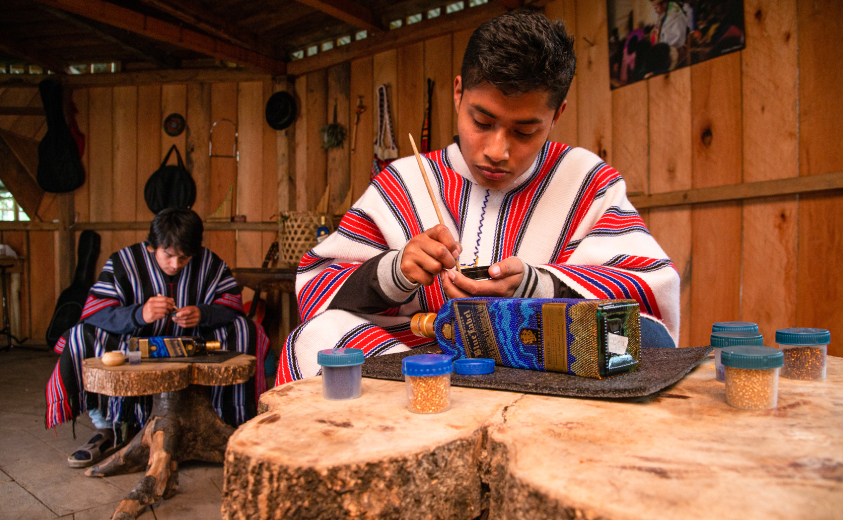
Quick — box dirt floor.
[0,345,238,519]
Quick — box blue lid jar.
[712,321,759,333]
[317,348,365,367]
[710,331,764,348]
[453,358,495,375]
[721,346,783,370]
[775,327,831,346]
[402,354,453,377]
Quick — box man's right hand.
[400,224,461,286]
[142,295,176,324]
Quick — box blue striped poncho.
[46,243,269,431]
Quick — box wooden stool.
[82,354,255,520]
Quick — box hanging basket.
[277,211,331,268]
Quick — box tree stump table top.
[223,355,843,520]
[82,355,255,396]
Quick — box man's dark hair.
[147,208,204,257]
[461,10,576,109]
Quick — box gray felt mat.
[361,346,712,399]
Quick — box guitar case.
[45,230,101,348]
[37,79,86,193]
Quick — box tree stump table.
[82,354,255,520]
[222,355,843,519]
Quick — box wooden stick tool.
[408,134,461,273]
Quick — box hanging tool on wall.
[351,95,366,152]
[321,100,346,150]
[420,78,434,153]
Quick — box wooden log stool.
[222,356,843,519]
[82,355,255,520]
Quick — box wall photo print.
[608,0,745,89]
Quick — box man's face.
[147,245,192,276]
[652,0,668,14]
[454,76,564,191]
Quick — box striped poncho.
[46,243,269,430]
[278,142,679,384]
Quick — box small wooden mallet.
[408,134,461,273]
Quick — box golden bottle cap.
[410,313,437,338]
[205,340,222,350]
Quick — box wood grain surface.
[223,357,843,520]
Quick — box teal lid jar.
[712,321,759,333]
[317,348,365,400]
[721,346,783,410]
[710,331,764,383]
[776,327,830,381]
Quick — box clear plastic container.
[721,346,783,410]
[317,348,364,400]
[710,331,763,382]
[402,354,453,414]
[776,328,830,381]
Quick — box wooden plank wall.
[288,0,843,354]
[0,0,841,355]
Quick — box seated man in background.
[46,208,268,468]
[277,10,680,385]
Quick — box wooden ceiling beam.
[0,107,44,116]
[134,0,274,55]
[287,1,507,76]
[0,34,68,73]
[0,69,274,88]
[293,0,381,33]
[38,6,181,69]
[28,0,286,75]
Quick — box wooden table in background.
[222,355,843,519]
[82,354,255,520]
[231,267,298,358]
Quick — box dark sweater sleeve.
[552,276,583,299]
[83,304,146,334]
[197,304,244,328]
[328,251,417,314]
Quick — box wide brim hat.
[265,91,297,130]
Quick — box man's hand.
[400,225,462,286]
[172,305,201,329]
[442,257,524,298]
[142,295,176,323]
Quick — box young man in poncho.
[278,11,680,385]
[47,208,269,467]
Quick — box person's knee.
[641,317,676,348]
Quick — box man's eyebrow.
[471,104,542,125]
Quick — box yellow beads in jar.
[721,346,784,411]
[402,354,453,414]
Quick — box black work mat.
[141,350,243,364]
[361,346,712,399]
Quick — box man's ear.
[551,100,567,127]
[453,75,463,112]
[146,245,155,253]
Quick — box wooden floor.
[0,346,228,519]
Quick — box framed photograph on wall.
[608,0,745,89]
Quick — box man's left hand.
[441,257,524,298]
[172,305,201,328]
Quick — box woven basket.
[277,211,330,268]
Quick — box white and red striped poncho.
[277,142,680,385]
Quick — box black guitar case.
[45,230,101,348]
[37,79,85,193]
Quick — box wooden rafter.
[288,2,507,75]
[0,34,68,74]
[293,0,380,33]
[0,107,44,116]
[0,68,274,88]
[135,0,273,54]
[38,6,181,69]
[28,0,286,75]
